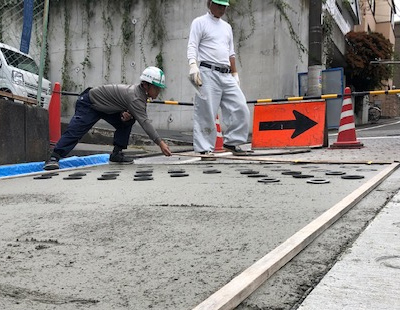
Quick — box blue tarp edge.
[0,154,109,178]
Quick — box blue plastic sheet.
[0,154,109,178]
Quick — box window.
[0,48,39,75]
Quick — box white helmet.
[140,66,166,89]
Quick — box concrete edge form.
[192,163,400,310]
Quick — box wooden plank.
[192,163,400,310]
[0,90,38,105]
[172,152,394,165]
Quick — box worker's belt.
[200,62,231,74]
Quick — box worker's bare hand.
[159,140,172,156]
[120,111,133,122]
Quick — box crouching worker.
[43,66,172,170]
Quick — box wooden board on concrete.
[172,152,394,165]
[192,163,400,310]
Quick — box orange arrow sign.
[252,100,326,148]
[259,110,318,138]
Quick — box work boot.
[223,144,254,156]
[200,151,216,161]
[109,151,134,165]
[43,156,60,170]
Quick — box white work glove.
[189,60,202,87]
[232,72,240,87]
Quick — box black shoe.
[109,151,134,165]
[223,144,253,156]
[199,151,216,161]
[43,156,60,170]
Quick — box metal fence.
[0,0,51,107]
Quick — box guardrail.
[50,88,400,107]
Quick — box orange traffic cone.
[48,82,61,148]
[330,87,364,149]
[214,114,224,152]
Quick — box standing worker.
[187,0,251,159]
[43,66,172,170]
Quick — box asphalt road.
[0,119,399,309]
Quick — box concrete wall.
[45,0,310,131]
[0,100,49,165]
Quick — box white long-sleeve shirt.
[187,12,235,66]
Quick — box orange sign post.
[252,100,326,148]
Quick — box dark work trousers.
[53,89,134,158]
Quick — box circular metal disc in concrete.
[101,173,119,177]
[341,175,365,180]
[240,170,259,175]
[292,174,315,179]
[203,169,221,174]
[247,174,269,178]
[257,178,280,183]
[63,176,83,180]
[169,173,189,177]
[133,176,154,181]
[282,171,302,175]
[69,172,87,177]
[33,175,52,180]
[306,178,330,184]
[136,170,153,174]
[325,171,346,176]
[134,173,152,177]
[168,169,186,174]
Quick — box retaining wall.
[0,99,49,165]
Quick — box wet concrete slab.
[0,162,392,310]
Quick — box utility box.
[298,68,344,129]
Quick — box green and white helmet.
[211,0,229,6]
[140,66,166,89]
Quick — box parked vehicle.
[368,104,381,123]
[0,42,51,108]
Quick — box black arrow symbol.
[259,110,318,139]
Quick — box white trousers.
[193,67,250,152]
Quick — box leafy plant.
[80,0,94,81]
[139,0,167,69]
[120,0,134,83]
[0,7,3,41]
[322,12,334,67]
[342,0,352,11]
[345,31,393,91]
[225,0,255,64]
[101,1,114,82]
[272,0,307,59]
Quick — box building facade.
[0,0,381,130]
[355,0,399,117]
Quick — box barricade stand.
[214,114,224,152]
[48,82,61,148]
[330,87,364,149]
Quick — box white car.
[0,42,52,108]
